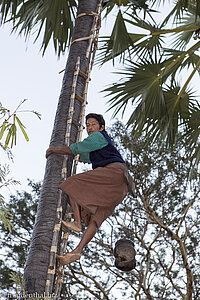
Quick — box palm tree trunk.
[23,0,99,294]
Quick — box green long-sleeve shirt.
[70,131,108,164]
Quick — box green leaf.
[16,116,29,142]
[0,121,7,140]
[11,123,17,148]
[4,126,12,149]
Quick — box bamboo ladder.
[45,1,103,298]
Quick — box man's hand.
[46,145,73,158]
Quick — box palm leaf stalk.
[176,58,200,102]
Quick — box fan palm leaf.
[99,8,200,65]
[104,59,165,117]
[100,2,200,165]
[97,9,134,64]
[0,0,77,56]
[171,0,200,19]
[131,84,197,147]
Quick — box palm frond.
[171,0,199,20]
[0,0,22,24]
[132,83,197,146]
[97,9,134,64]
[0,0,77,56]
[164,48,200,72]
[98,13,170,65]
[171,13,200,49]
[102,0,155,17]
[103,59,165,118]
[103,52,200,146]
[124,14,199,58]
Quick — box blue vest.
[89,131,125,169]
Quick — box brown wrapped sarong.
[59,163,128,228]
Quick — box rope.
[70,10,101,47]
[76,11,99,19]
[71,34,93,46]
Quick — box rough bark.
[23,0,99,294]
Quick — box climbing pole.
[45,1,103,298]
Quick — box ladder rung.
[79,70,88,80]
[75,94,85,103]
[72,119,81,127]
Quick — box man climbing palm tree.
[46,113,135,265]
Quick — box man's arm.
[46,145,73,158]
[70,132,108,155]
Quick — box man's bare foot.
[62,220,82,233]
[57,253,81,265]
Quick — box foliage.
[1,122,199,299]
[0,0,77,56]
[0,180,40,297]
[8,272,26,299]
[0,100,40,234]
[0,164,18,232]
[0,100,41,150]
[99,1,200,166]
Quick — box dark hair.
[86,113,105,129]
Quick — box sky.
[0,16,125,198]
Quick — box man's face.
[86,117,104,135]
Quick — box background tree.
[1,0,200,295]
[62,121,199,299]
[0,180,40,299]
[1,122,199,299]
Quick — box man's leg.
[72,219,98,254]
[62,197,82,233]
[57,219,98,265]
